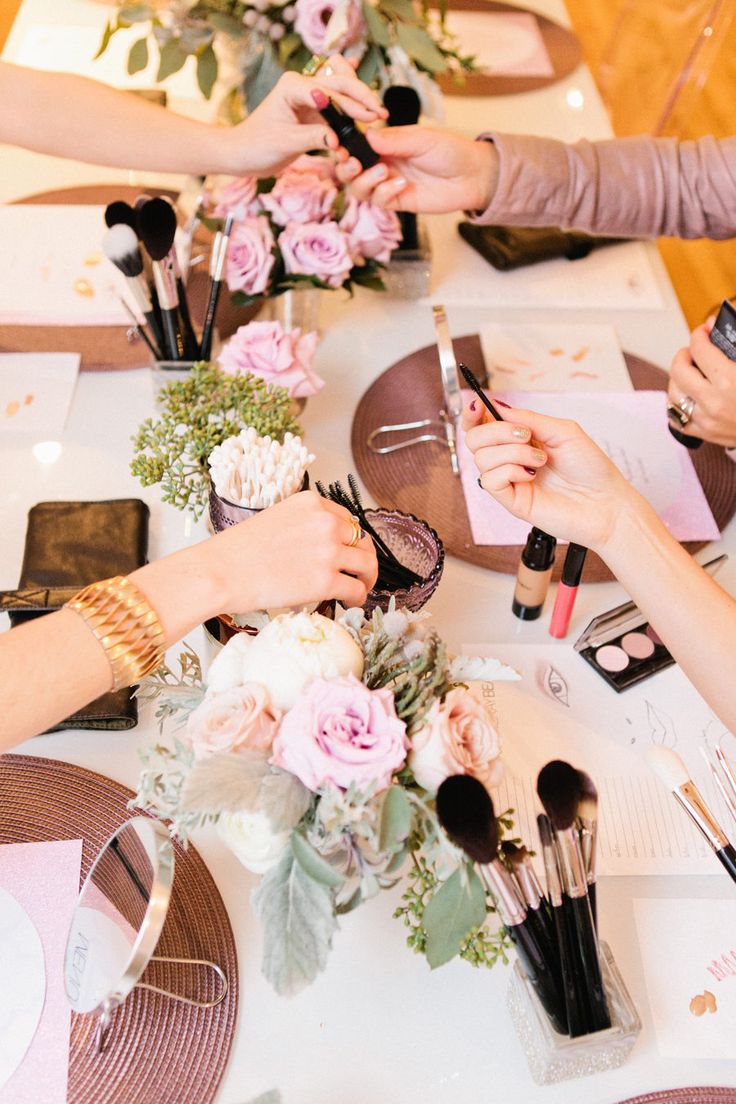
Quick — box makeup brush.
[646,746,736,883]
[549,543,588,638]
[576,770,599,930]
[537,760,611,1033]
[136,196,186,361]
[115,294,159,360]
[437,775,566,1033]
[102,224,163,358]
[200,213,234,360]
[104,200,138,231]
[138,197,198,359]
[383,86,420,250]
[501,840,556,969]
[537,813,585,1037]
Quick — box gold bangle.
[65,576,166,691]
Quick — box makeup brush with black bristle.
[537,813,584,1037]
[200,213,234,360]
[576,770,599,931]
[382,85,421,251]
[138,196,198,358]
[437,775,566,1033]
[501,840,555,964]
[102,224,163,358]
[537,760,611,1033]
[104,200,138,231]
[136,196,186,360]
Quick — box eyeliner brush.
[139,197,198,359]
[576,770,599,930]
[200,213,234,360]
[437,775,566,1034]
[115,294,159,359]
[537,760,611,1034]
[501,841,555,954]
[102,224,163,358]
[537,813,584,1037]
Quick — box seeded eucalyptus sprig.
[131,362,301,518]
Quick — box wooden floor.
[0,0,22,52]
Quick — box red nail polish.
[495,399,511,409]
[469,399,477,412]
[524,467,536,476]
[310,89,330,110]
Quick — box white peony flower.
[449,655,520,683]
[206,632,254,694]
[218,810,290,874]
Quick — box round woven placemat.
[434,1,582,97]
[4,184,256,370]
[351,334,736,581]
[617,1090,736,1104]
[0,754,238,1104]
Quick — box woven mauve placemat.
[4,184,255,370]
[351,334,736,581]
[617,1090,736,1104]
[434,0,582,97]
[0,754,238,1104]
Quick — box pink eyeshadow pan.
[595,645,629,672]
[622,631,655,659]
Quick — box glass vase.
[260,287,322,335]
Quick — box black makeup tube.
[669,299,736,450]
[316,96,380,169]
[513,527,557,620]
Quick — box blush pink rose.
[293,0,365,55]
[278,221,353,288]
[408,687,503,795]
[187,683,281,759]
[261,170,337,226]
[218,319,324,399]
[213,175,258,220]
[271,674,407,792]
[340,196,403,264]
[225,216,276,296]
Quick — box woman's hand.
[335,125,498,213]
[667,321,736,447]
[209,490,378,612]
[462,400,643,552]
[225,60,387,177]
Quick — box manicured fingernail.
[476,476,484,489]
[533,449,546,462]
[373,163,388,180]
[393,177,407,188]
[524,467,536,476]
[311,89,329,110]
[511,425,530,439]
[495,399,511,408]
[469,399,477,411]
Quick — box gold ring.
[346,516,362,547]
[302,54,328,77]
[676,395,696,426]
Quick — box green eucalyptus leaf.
[378,0,421,24]
[396,22,446,72]
[350,266,386,291]
[196,43,218,99]
[278,31,303,66]
[157,37,189,82]
[379,785,413,853]
[252,845,337,995]
[291,831,343,888]
[357,44,382,85]
[423,865,486,969]
[362,3,390,47]
[119,4,153,25]
[94,20,117,60]
[208,13,244,36]
[127,37,149,76]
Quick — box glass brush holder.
[506,940,641,1085]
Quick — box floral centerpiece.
[136,603,520,994]
[96,1,476,113]
[208,153,402,308]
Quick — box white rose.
[217,810,290,874]
[206,632,254,694]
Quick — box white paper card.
[426,214,664,311]
[439,11,554,77]
[0,354,80,435]
[0,888,45,1091]
[0,206,133,326]
[633,897,736,1059]
[479,322,632,392]
[468,642,734,876]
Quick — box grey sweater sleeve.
[471,132,736,240]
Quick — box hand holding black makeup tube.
[667,309,736,449]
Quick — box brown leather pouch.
[0,499,150,731]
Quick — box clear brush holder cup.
[506,941,641,1086]
[381,219,432,299]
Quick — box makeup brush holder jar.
[506,940,641,1085]
[381,219,432,299]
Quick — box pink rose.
[225,216,276,297]
[278,221,353,288]
[213,175,258,220]
[408,687,503,795]
[293,0,365,55]
[271,674,407,792]
[219,319,324,399]
[187,683,281,759]
[340,196,403,264]
[261,170,337,226]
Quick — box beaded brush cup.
[362,508,444,615]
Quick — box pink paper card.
[458,390,720,545]
[0,839,83,1104]
[442,11,554,77]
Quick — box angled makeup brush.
[537,813,584,1037]
[646,746,736,884]
[576,769,599,930]
[104,200,138,231]
[437,775,566,1033]
[537,760,611,1033]
[501,840,555,961]
[138,197,198,358]
[137,196,185,360]
[200,213,234,360]
[102,224,163,357]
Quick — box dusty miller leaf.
[291,831,343,888]
[379,785,413,854]
[423,865,486,969]
[178,750,270,814]
[259,769,311,833]
[252,843,336,995]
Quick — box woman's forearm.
[599,501,736,728]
